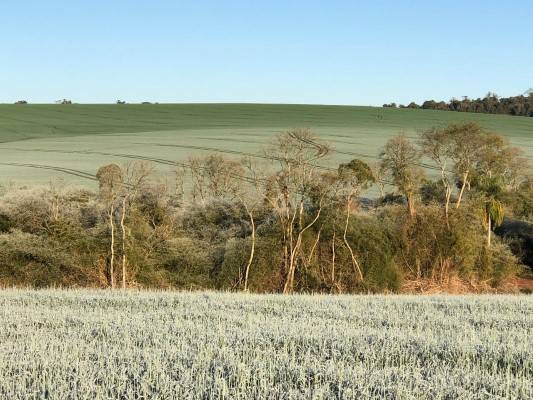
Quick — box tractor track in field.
[139,142,443,172]
[0,148,261,185]
[0,146,393,186]
[0,162,97,181]
[0,137,446,186]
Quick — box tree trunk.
[109,205,115,289]
[243,203,255,292]
[120,196,127,290]
[331,230,336,285]
[284,201,323,294]
[343,197,364,282]
[406,193,416,217]
[440,165,452,228]
[444,185,452,228]
[456,171,469,209]
[283,203,301,293]
[306,227,321,267]
[378,182,385,198]
[486,216,492,248]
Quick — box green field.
[0,104,532,187]
[0,290,531,399]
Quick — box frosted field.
[0,290,531,399]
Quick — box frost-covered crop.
[0,290,531,399]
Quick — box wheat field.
[1,104,531,187]
[0,290,531,399]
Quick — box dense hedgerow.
[0,123,530,293]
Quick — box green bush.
[0,231,101,287]
[159,237,214,289]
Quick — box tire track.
[0,162,97,181]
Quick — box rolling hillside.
[0,104,531,186]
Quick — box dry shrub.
[400,274,519,294]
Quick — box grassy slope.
[0,104,531,185]
[1,103,533,140]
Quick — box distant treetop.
[383,91,533,117]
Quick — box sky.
[1,0,532,105]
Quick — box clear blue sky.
[1,0,531,105]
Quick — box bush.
[159,237,214,289]
[350,216,402,292]
[0,231,103,287]
[219,228,284,293]
[384,204,520,287]
[0,214,11,233]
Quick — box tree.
[119,161,153,289]
[238,157,267,292]
[483,198,504,247]
[470,134,527,248]
[404,91,532,117]
[187,153,258,291]
[188,154,243,204]
[96,164,123,288]
[420,127,454,225]
[264,129,332,293]
[444,123,485,208]
[379,135,424,217]
[337,159,375,281]
[472,133,527,190]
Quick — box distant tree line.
[384,91,533,117]
[0,123,531,293]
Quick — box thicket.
[0,123,530,293]
[384,92,533,117]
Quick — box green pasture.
[0,104,531,187]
